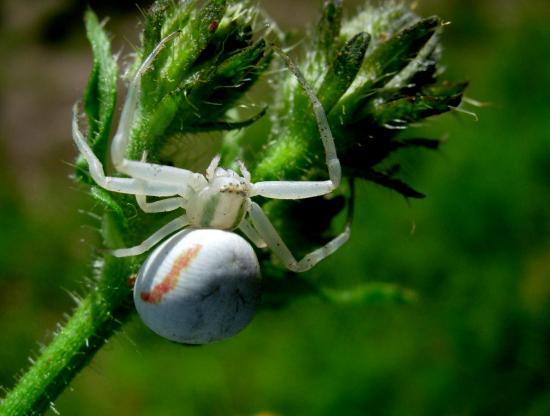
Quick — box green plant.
[0,1,466,414]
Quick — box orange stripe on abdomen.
[140,244,202,304]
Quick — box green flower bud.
[256,1,467,198]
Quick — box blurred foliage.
[1,0,550,415]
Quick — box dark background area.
[1,0,549,414]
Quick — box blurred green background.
[1,0,549,415]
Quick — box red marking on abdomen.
[140,244,202,304]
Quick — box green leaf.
[316,0,343,60]
[83,9,118,164]
[152,40,270,151]
[140,0,195,103]
[318,32,370,112]
[158,0,227,98]
[130,0,277,160]
[368,91,465,127]
[348,82,466,130]
[141,1,165,53]
[215,39,267,78]
[90,186,127,227]
[333,16,442,125]
[362,16,441,87]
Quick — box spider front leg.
[108,32,206,192]
[251,48,341,200]
[248,202,350,272]
[136,194,187,213]
[134,153,187,213]
[72,107,183,197]
[239,219,267,248]
[247,50,351,271]
[73,32,205,200]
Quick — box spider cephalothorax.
[185,159,252,230]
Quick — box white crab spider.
[72,33,350,344]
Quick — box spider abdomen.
[134,228,261,344]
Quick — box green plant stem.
[0,257,133,416]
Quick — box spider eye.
[134,229,261,344]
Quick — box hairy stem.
[0,254,133,416]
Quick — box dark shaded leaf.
[359,169,426,198]
[189,107,267,132]
[401,137,442,150]
[422,80,469,98]
[368,91,464,127]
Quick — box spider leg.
[206,154,221,180]
[248,202,350,272]
[112,215,189,257]
[110,30,178,166]
[237,160,251,183]
[251,48,341,200]
[72,106,182,197]
[109,32,205,191]
[251,180,336,200]
[136,194,187,213]
[133,154,187,213]
[238,218,267,248]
